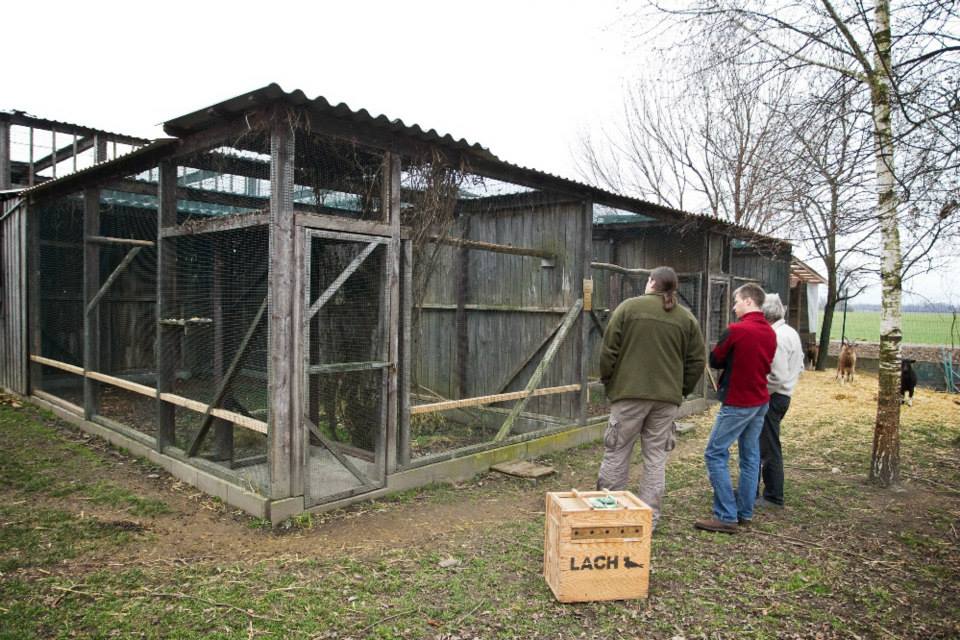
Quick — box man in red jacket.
[694,283,777,534]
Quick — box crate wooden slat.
[543,490,652,603]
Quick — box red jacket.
[710,311,777,407]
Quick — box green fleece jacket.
[599,294,706,405]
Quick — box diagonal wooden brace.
[494,298,583,442]
[187,297,268,457]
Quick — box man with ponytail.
[597,266,706,531]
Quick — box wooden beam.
[267,122,298,499]
[454,218,470,398]
[307,360,390,374]
[160,211,269,238]
[83,189,101,420]
[578,201,593,425]
[494,299,583,441]
[399,239,412,467]
[385,152,402,475]
[411,383,581,415]
[294,211,399,239]
[156,161,178,451]
[30,354,268,434]
[429,235,556,259]
[186,297,267,457]
[0,121,10,190]
[417,303,568,314]
[85,235,155,247]
[591,262,651,277]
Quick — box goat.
[804,342,819,370]
[836,341,857,384]
[900,358,918,406]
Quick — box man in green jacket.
[597,266,706,530]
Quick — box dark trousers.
[758,392,791,505]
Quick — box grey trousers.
[596,399,679,527]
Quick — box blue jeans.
[704,403,768,523]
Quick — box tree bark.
[869,0,902,487]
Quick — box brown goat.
[836,341,857,384]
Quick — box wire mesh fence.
[407,161,585,459]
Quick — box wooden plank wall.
[416,199,585,419]
[0,202,27,393]
[731,249,791,301]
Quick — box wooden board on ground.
[491,460,556,479]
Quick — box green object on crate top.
[588,496,619,509]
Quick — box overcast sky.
[3,1,955,305]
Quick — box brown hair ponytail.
[649,266,679,312]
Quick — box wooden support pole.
[27,201,42,392]
[83,188,101,421]
[211,236,232,461]
[267,121,299,499]
[454,218,470,399]
[578,201,593,425]
[156,161,178,451]
[399,239,412,467]
[0,121,10,190]
[86,246,141,315]
[384,152,402,475]
[187,298,266,457]
[94,136,108,164]
[494,299,583,441]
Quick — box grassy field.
[1,376,959,639]
[820,311,959,345]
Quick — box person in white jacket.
[756,293,804,508]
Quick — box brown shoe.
[694,518,738,534]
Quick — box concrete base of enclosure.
[26,392,713,525]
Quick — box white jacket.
[767,319,804,396]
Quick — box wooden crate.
[543,490,652,603]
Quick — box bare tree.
[578,60,796,234]
[645,0,960,486]
[781,77,877,368]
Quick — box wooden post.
[577,201,593,425]
[268,121,300,499]
[211,235,233,461]
[384,152,401,474]
[399,239,412,467]
[0,121,10,190]
[454,218,470,399]
[156,161,178,451]
[94,135,107,164]
[83,188,101,420]
[26,202,42,393]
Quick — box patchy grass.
[1,373,959,639]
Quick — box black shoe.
[755,497,784,509]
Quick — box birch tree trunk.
[868,0,902,486]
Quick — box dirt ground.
[20,367,954,572]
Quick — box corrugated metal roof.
[163,84,785,247]
[0,109,150,146]
[18,139,179,198]
[163,83,497,161]
[18,84,788,250]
